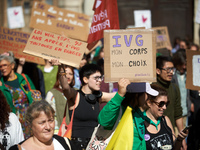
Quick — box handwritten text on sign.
[0,26,45,65]
[23,29,87,68]
[29,2,90,41]
[151,26,171,49]
[104,29,156,82]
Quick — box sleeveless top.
[69,91,100,138]
[145,117,173,150]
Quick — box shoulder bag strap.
[70,92,79,122]
[17,144,22,150]
[21,73,31,90]
[62,92,79,127]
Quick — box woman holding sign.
[45,64,75,134]
[0,54,36,139]
[98,80,189,149]
[50,59,116,150]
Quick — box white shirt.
[21,138,66,150]
[0,112,24,150]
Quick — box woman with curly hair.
[0,90,24,150]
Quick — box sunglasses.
[152,101,170,108]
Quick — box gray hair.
[0,55,16,65]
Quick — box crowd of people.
[0,36,199,150]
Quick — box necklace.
[91,105,95,110]
[8,75,17,81]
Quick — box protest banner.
[151,26,172,49]
[104,29,156,83]
[29,1,90,42]
[0,27,45,65]
[87,0,119,46]
[186,50,200,90]
[23,29,87,68]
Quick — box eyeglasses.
[0,63,11,69]
[91,75,104,81]
[152,101,170,108]
[160,67,174,73]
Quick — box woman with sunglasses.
[98,79,188,149]
[143,84,188,149]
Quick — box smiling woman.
[9,100,76,150]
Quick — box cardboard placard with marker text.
[151,26,171,50]
[23,29,87,68]
[104,29,156,83]
[29,1,90,42]
[0,26,45,65]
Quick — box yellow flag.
[106,106,133,150]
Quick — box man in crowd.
[153,56,187,149]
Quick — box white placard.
[7,6,25,29]
[193,55,200,86]
[134,10,151,29]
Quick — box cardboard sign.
[29,1,90,42]
[134,10,152,29]
[7,6,25,29]
[0,27,45,65]
[186,50,200,90]
[104,29,156,83]
[23,29,87,68]
[151,26,171,49]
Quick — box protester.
[172,49,192,131]
[187,90,200,149]
[46,65,75,133]
[0,54,35,139]
[17,60,46,99]
[153,55,187,149]
[98,79,188,149]
[37,59,58,95]
[9,100,76,150]
[51,60,116,150]
[0,90,24,150]
[190,43,199,51]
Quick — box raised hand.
[118,78,130,97]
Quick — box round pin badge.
[144,134,150,141]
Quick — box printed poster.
[7,6,25,29]
[134,10,151,29]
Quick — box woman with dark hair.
[45,65,75,133]
[0,90,24,150]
